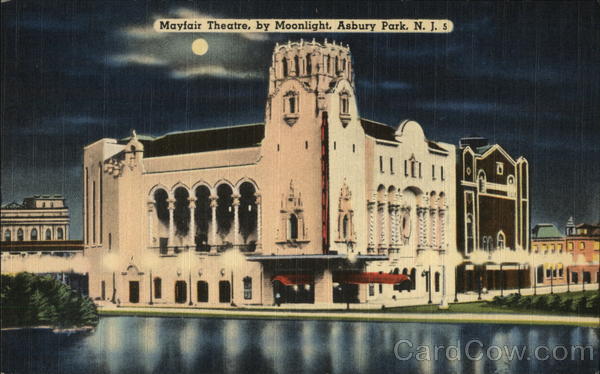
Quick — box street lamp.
[500,264,504,297]
[477,267,482,301]
[550,265,554,294]
[421,267,432,304]
[517,264,521,296]
[453,266,459,303]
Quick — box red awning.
[334,272,410,284]
[272,274,314,286]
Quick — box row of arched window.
[481,231,506,251]
[4,227,64,241]
[145,277,252,304]
[280,53,348,78]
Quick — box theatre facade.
[84,40,457,307]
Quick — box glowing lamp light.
[293,285,299,292]
[304,284,311,291]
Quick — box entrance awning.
[334,272,410,284]
[272,274,314,286]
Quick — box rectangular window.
[108,233,112,250]
[197,281,209,302]
[352,144,356,153]
[441,166,445,180]
[432,165,436,180]
[390,158,394,174]
[379,156,384,173]
[419,162,422,178]
[243,277,252,300]
[369,284,374,296]
[404,160,408,176]
[333,141,336,150]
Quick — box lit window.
[579,242,585,249]
[288,214,299,240]
[243,277,252,300]
[497,231,506,249]
[496,162,504,175]
[567,242,573,250]
[340,94,350,114]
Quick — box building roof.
[1,202,23,209]
[532,224,564,239]
[118,117,447,158]
[359,118,448,152]
[121,123,265,158]
[360,118,396,141]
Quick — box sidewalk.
[98,303,599,327]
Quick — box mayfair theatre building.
[84,40,458,307]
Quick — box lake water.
[2,316,598,374]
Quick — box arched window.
[243,276,252,300]
[410,268,417,290]
[17,229,24,241]
[342,214,349,240]
[294,55,299,75]
[4,230,11,242]
[497,231,506,249]
[306,54,312,74]
[288,214,299,240]
[45,229,52,240]
[30,228,38,241]
[466,214,474,253]
[478,170,486,192]
[282,57,288,77]
[57,227,64,240]
[154,278,162,299]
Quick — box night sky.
[1,1,599,239]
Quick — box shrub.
[491,296,505,306]
[560,298,574,313]
[504,293,521,307]
[587,294,600,315]
[533,295,548,309]
[549,294,562,310]
[575,296,588,314]
[517,296,532,309]
[0,272,98,328]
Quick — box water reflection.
[1,317,598,374]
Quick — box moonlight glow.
[191,38,209,55]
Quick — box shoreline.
[97,307,600,328]
[1,325,95,333]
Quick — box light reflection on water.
[1,316,598,374]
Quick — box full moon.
[191,38,209,55]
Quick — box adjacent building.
[455,137,531,293]
[1,195,70,242]
[531,219,600,286]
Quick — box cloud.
[108,54,167,67]
[107,6,270,81]
[170,65,262,80]
[359,80,412,91]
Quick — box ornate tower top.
[268,39,353,95]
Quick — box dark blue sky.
[2,0,599,239]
